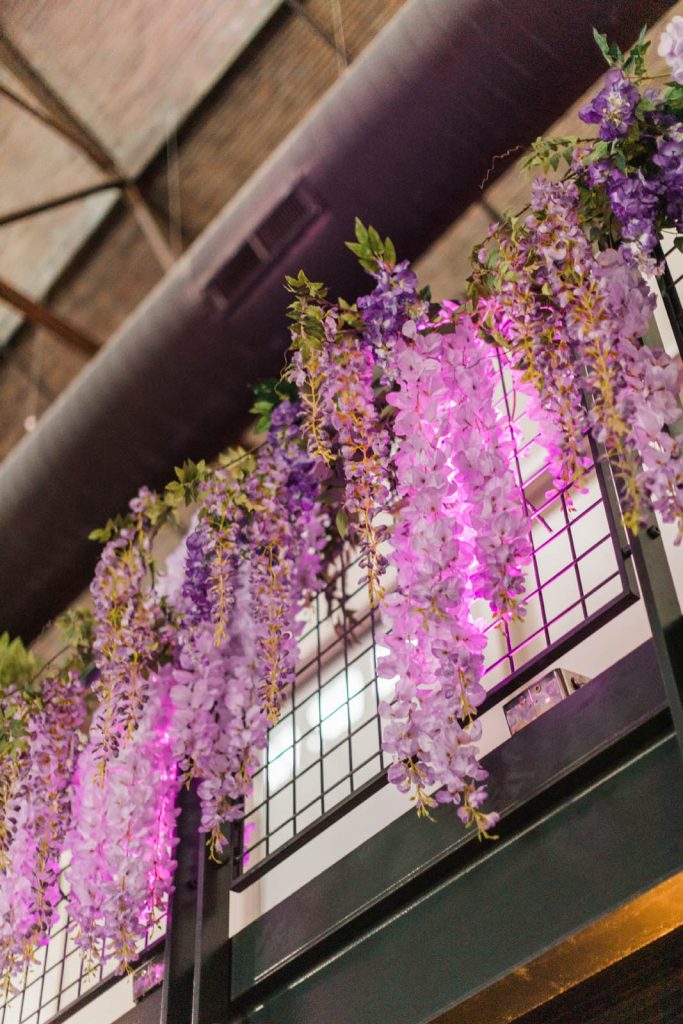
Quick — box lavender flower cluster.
[577,19,683,257]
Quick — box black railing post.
[629,525,683,760]
[656,242,683,361]
[160,784,234,1024]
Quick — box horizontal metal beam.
[0,180,125,227]
[230,728,680,1023]
[0,276,101,355]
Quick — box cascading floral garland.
[1,19,683,990]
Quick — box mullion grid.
[0,889,166,1024]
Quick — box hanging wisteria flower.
[357,257,427,381]
[658,15,683,84]
[285,275,393,606]
[319,313,392,605]
[0,671,85,991]
[90,486,170,770]
[378,315,529,833]
[169,563,269,858]
[595,247,683,538]
[579,67,640,140]
[246,399,327,724]
[606,169,660,253]
[65,678,179,972]
[435,305,531,619]
[653,127,683,230]
[477,211,592,494]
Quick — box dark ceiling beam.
[0,276,101,356]
[285,0,349,63]
[0,81,83,147]
[0,31,175,273]
[0,180,125,228]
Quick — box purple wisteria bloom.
[658,15,683,84]
[607,169,660,252]
[579,68,640,140]
[357,259,426,379]
[585,158,614,187]
[653,127,683,230]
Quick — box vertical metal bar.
[265,739,271,858]
[161,783,202,1024]
[497,352,552,647]
[53,924,68,1013]
[34,944,48,1023]
[160,782,234,1024]
[656,242,683,360]
[15,962,28,1023]
[630,527,683,759]
[602,272,683,754]
[340,547,354,791]
[191,827,235,1024]
[369,603,384,767]
[316,592,325,811]
[591,448,639,601]
[561,492,589,620]
[503,619,515,676]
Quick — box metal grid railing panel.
[0,884,166,1024]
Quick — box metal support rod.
[285,0,349,62]
[629,526,683,760]
[0,32,175,272]
[0,81,82,144]
[0,276,101,355]
[161,784,234,1024]
[632,262,683,757]
[0,180,125,228]
[123,183,175,272]
[656,242,683,361]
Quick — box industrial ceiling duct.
[0,0,670,640]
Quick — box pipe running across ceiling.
[0,0,671,640]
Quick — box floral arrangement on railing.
[1,20,682,992]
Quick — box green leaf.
[613,149,627,173]
[88,514,127,543]
[592,27,612,64]
[354,217,369,245]
[367,225,383,254]
[384,236,396,266]
[335,507,349,540]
